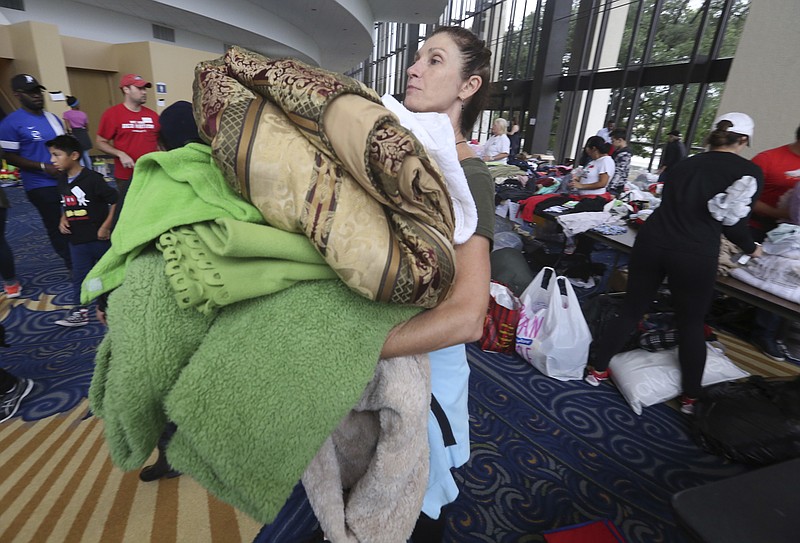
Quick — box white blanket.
[381,93,478,245]
[730,254,800,304]
[556,211,625,237]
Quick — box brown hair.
[706,119,747,148]
[431,26,491,137]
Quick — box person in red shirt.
[748,124,800,361]
[750,124,800,238]
[95,74,160,217]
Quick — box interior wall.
[4,21,72,119]
[62,36,118,72]
[66,68,115,157]
[717,0,800,157]
[147,42,219,111]
[0,19,225,122]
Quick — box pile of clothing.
[729,224,800,303]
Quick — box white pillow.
[608,344,749,415]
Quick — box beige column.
[717,0,800,157]
[569,0,630,153]
[6,21,71,117]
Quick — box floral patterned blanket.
[193,46,456,308]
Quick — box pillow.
[609,344,749,415]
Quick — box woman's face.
[405,32,465,116]
[492,121,503,136]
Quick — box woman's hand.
[749,243,763,259]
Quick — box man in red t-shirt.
[750,124,800,239]
[749,124,800,361]
[96,74,160,215]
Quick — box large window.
[349,0,750,165]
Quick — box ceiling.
[74,0,448,73]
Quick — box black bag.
[692,376,800,466]
[71,127,93,151]
[581,293,638,365]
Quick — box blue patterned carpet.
[256,345,749,543]
[3,185,749,543]
[0,185,105,420]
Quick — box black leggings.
[592,241,718,398]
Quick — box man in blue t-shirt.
[0,74,71,269]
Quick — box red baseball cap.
[119,74,152,89]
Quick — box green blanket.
[81,143,264,304]
[157,219,338,314]
[89,250,421,523]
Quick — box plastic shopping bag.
[480,282,522,354]
[525,275,592,381]
[516,267,556,362]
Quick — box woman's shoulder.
[599,154,615,164]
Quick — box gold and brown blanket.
[193,46,456,308]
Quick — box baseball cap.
[714,112,754,146]
[667,129,681,137]
[11,74,46,92]
[119,74,152,88]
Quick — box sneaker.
[585,367,611,387]
[0,377,34,423]
[3,282,21,299]
[753,337,789,361]
[680,396,697,416]
[55,308,89,327]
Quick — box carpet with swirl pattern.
[0,185,261,542]
[256,338,799,543]
[4,183,798,543]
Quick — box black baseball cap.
[668,129,681,137]
[11,74,46,92]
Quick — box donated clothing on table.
[0,109,64,190]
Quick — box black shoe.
[0,377,34,423]
[753,337,789,361]
[139,454,181,482]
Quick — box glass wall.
[348,0,750,167]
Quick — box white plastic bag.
[516,267,555,363]
[520,274,592,381]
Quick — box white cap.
[713,112,754,146]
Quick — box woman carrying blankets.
[584,113,764,415]
[380,26,495,541]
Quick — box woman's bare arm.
[380,234,491,358]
